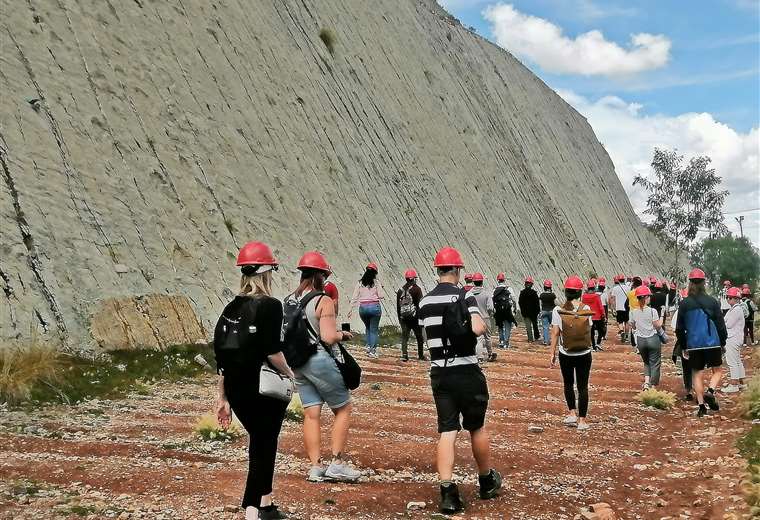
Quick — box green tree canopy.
[690,235,760,292]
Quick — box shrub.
[193,413,242,442]
[636,388,676,410]
[0,339,61,404]
[318,28,336,55]
[741,376,760,420]
[285,393,304,422]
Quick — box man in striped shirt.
[417,247,502,514]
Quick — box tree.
[690,235,760,293]
[633,148,728,280]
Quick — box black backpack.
[213,297,258,372]
[493,287,511,314]
[281,291,325,369]
[442,288,474,354]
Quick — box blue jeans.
[540,311,553,345]
[359,303,382,353]
[498,322,513,347]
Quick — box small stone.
[406,501,427,510]
[528,425,544,433]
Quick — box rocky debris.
[406,501,427,510]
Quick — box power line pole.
[735,215,745,238]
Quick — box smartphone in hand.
[341,322,351,332]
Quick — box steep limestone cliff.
[0,0,666,350]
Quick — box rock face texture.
[0,0,667,350]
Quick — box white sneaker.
[563,415,578,426]
[722,384,740,393]
[577,422,590,431]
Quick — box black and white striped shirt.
[418,282,481,368]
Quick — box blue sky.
[439,0,760,243]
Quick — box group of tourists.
[211,241,757,519]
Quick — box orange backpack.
[557,302,594,352]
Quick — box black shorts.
[615,310,629,323]
[430,364,489,433]
[687,348,723,371]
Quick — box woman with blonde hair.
[214,241,293,520]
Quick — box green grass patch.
[636,388,677,410]
[738,425,760,466]
[193,413,242,442]
[741,375,760,420]
[285,393,304,422]
[18,343,215,406]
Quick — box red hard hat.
[688,268,706,280]
[472,272,484,282]
[598,277,606,285]
[543,279,553,288]
[635,286,652,298]
[236,241,278,266]
[587,278,597,289]
[564,275,584,290]
[525,276,534,284]
[367,262,378,272]
[404,268,418,279]
[654,280,662,289]
[680,288,689,298]
[743,283,750,289]
[727,287,741,298]
[434,246,465,268]
[723,280,731,286]
[497,272,506,282]
[297,251,331,272]
[464,273,473,281]
[743,287,751,295]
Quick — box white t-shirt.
[598,288,608,307]
[630,306,659,338]
[725,303,745,341]
[611,284,628,311]
[551,301,593,356]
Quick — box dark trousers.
[225,376,288,509]
[680,354,692,393]
[400,317,424,359]
[591,320,606,346]
[746,319,755,344]
[559,352,592,417]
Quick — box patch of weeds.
[741,375,760,420]
[285,394,304,422]
[193,413,242,442]
[636,388,676,410]
[318,28,336,55]
[64,504,98,516]
[21,343,215,406]
[738,425,760,465]
[0,337,61,404]
[223,218,236,235]
[738,426,760,516]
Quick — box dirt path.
[0,328,751,519]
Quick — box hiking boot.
[325,460,361,482]
[259,505,288,520]
[306,465,326,482]
[697,404,708,417]
[576,422,590,431]
[562,415,578,426]
[478,469,502,499]
[704,390,720,411]
[439,483,464,514]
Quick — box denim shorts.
[294,348,350,409]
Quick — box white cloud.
[483,3,671,77]
[557,89,760,243]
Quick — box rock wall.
[0,0,667,350]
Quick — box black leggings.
[559,352,592,417]
[746,319,755,344]
[592,320,606,346]
[225,376,288,509]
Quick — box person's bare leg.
[330,403,352,460]
[259,494,272,507]
[437,431,458,481]
[693,369,705,404]
[708,367,724,391]
[470,428,491,475]
[303,405,322,465]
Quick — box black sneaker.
[440,483,464,514]
[479,469,502,500]
[704,390,720,411]
[697,404,708,418]
[259,505,288,520]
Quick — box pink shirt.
[350,282,384,305]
